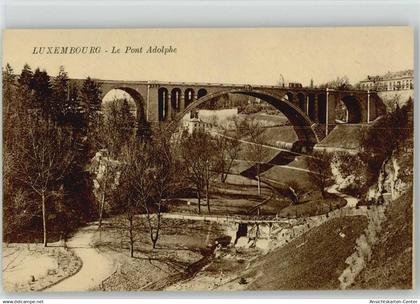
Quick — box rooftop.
[361,69,413,82]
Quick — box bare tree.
[121,129,176,250]
[91,150,119,229]
[146,131,176,248]
[306,150,332,198]
[319,76,353,90]
[242,117,270,195]
[180,130,218,213]
[115,145,140,257]
[16,118,73,247]
[127,141,155,247]
[215,117,242,183]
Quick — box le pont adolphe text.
[32,45,177,55]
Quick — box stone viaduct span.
[95,79,386,145]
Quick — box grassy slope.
[350,190,413,289]
[243,216,368,290]
[262,126,298,144]
[317,124,364,149]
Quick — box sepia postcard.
[2,27,414,292]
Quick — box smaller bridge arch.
[197,88,208,99]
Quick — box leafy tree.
[306,150,332,198]
[17,64,34,111]
[2,64,16,120]
[137,120,152,143]
[101,98,136,157]
[319,76,353,90]
[18,63,33,89]
[3,64,18,149]
[31,68,52,118]
[80,77,102,129]
[332,151,368,197]
[80,77,102,153]
[3,64,101,245]
[92,98,137,230]
[50,66,69,122]
[359,97,413,189]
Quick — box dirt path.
[45,224,115,292]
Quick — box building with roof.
[182,110,212,134]
[359,70,414,92]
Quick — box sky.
[3,27,414,87]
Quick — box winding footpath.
[42,159,358,292]
[45,225,115,292]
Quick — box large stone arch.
[101,86,146,123]
[170,89,319,145]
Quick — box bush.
[331,152,369,198]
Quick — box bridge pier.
[367,90,371,123]
[325,89,337,136]
[147,84,159,122]
[167,93,172,121]
[305,95,310,116]
[313,95,319,123]
[180,93,185,113]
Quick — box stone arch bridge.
[93,79,386,145]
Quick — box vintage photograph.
[2,27,414,292]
